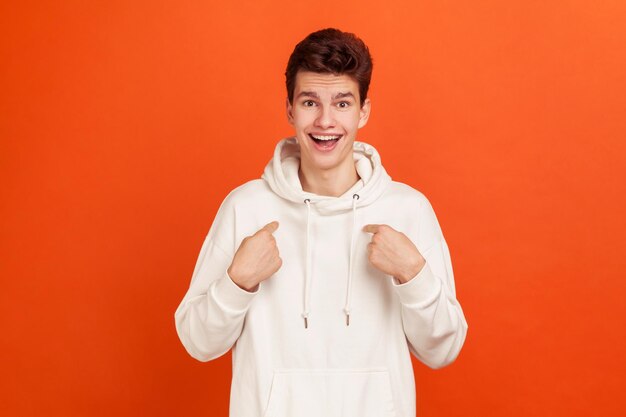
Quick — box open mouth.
[308,134,342,150]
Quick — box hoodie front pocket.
[262,368,397,417]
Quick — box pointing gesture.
[228,221,282,292]
[362,224,425,284]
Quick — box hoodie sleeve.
[391,197,468,369]
[174,193,258,362]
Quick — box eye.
[337,101,351,108]
[303,100,316,107]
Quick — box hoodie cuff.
[212,271,258,312]
[391,262,441,305]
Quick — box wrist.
[227,266,258,292]
[395,257,426,284]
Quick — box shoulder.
[218,179,274,210]
[385,180,434,211]
[225,179,269,200]
[207,180,271,247]
[386,181,446,245]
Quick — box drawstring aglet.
[346,313,350,326]
[304,317,308,329]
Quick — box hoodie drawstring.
[344,193,359,326]
[301,194,359,329]
[302,198,312,329]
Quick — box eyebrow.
[296,91,355,100]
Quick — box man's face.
[286,71,371,173]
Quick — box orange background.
[2,1,625,416]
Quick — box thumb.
[261,220,279,234]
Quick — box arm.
[174,195,257,362]
[391,199,468,369]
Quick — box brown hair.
[285,28,373,106]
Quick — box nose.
[314,105,335,129]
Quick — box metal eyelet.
[352,194,360,200]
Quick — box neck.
[298,157,360,197]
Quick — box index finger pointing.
[261,221,279,234]
[362,224,380,234]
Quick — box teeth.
[310,134,341,141]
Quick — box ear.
[286,97,294,125]
[358,98,371,129]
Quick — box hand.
[362,224,425,284]
[227,221,282,292]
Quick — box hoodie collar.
[261,137,392,215]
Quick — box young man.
[175,28,468,417]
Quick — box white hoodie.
[175,137,468,417]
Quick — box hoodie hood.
[261,137,392,329]
[261,137,392,215]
